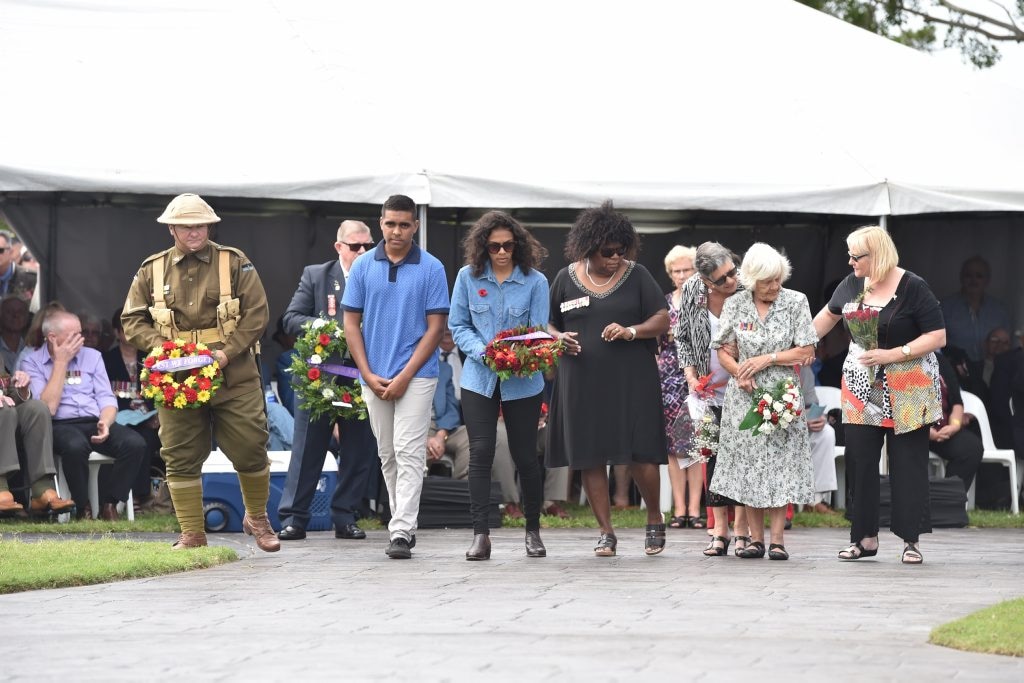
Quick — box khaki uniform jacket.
[121,241,269,403]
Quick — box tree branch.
[935,0,1023,35]
[900,3,1022,41]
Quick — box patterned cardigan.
[673,274,744,376]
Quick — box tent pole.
[419,204,429,250]
[879,215,889,231]
[46,197,58,302]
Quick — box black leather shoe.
[386,537,412,559]
[335,523,367,539]
[278,525,306,541]
[525,530,546,558]
[465,534,491,561]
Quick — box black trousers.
[52,417,146,512]
[462,386,543,535]
[846,424,931,543]
[930,428,984,492]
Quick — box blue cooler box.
[202,450,337,532]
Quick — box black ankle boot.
[525,529,546,557]
[466,533,491,561]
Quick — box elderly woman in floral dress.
[710,243,817,560]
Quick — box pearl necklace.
[584,259,616,288]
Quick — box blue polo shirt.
[342,242,450,381]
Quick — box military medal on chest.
[65,370,82,385]
[327,294,337,316]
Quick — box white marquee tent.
[1,0,1022,321]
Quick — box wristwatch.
[627,326,637,341]
[901,344,912,358]
[770,352,777,365]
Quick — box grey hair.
[41,310,77,337]
[694,242,734,279]
[737,243,791,289]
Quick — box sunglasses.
[598,246,627,258]
[343,241,376,252]
[848,252,870,262]
[486,241,516,254]
[707,267,738,287]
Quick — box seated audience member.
[0,295,29,373]
[266,395,294,452]
[438,328,463,401]
[426,353,524,518]
[22,310,145,520]
[79,313,105,352]
[15,301,65,371]
[932,352,984,493]
[19,250,38,273]
[940,256,1013,363]
[0,360,74,515]
[0,232,36,302]
[102,310,162,507]
[989,335,1024,453]
[798,365,838,513]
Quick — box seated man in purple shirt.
[22,310,145,520]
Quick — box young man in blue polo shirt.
[342,194,449,559]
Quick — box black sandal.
[594,533,617,557]
[768,543,789,561]
[901,543,923,565]
[702,535,730,557]
[690,516,707,529]
[668,515,688,529]
[737,541,765,559]
[838,542,878,561]
[733,535,751,557]
[645,524,666,556]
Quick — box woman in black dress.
[546,201,669,557]
[813,226,945,564]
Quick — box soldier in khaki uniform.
[121,193,279,552]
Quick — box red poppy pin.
[478,288,488,297]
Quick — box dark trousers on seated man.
[278,408,377,538]
[52,417,145,519]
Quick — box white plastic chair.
[56,453,135,521]
[961,391,1019,515]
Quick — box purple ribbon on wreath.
[319,363,361,380]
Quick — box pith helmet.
[157,193,221,225]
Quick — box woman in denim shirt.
[450,211,550,561]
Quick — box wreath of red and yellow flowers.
[139,340,223,409]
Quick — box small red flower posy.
[478,288,488,297]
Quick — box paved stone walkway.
[2,527,1023,681]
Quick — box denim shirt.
[449,262,549,401]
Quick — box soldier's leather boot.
[243,513,281,552]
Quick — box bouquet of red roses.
[844,306,880,381]
[482,325,566,381]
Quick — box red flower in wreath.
[162,341,176,352]
[342,392,353,404]
[143,356,156,368]
[318,333,332,346]
[308,368,321,381]
[478,289,488,297]
[197,376,212,391]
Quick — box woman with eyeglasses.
[659,245,706,530]
[813,226,945,565]
[674,242,751,556]
[449,211,550,560]
[546,201,669,557]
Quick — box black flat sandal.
[668,515,688,529]
[768,543,789,561]
[838,542,878,561]
[645,524,666,556]
[733,535,751,557]
[737,541,766,559]
[901,543,923,565]
[594,533,617,557]
[703,535,731,557]
[690,516,707,529]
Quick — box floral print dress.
[709,288,818,508]
[658,292,691,455]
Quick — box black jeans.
[52,417,146,513]
[845,424,931,543]
[462,386,543,534]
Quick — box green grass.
[0,537,238,594]
[930,598,1024,657]
[0,511,181,533]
